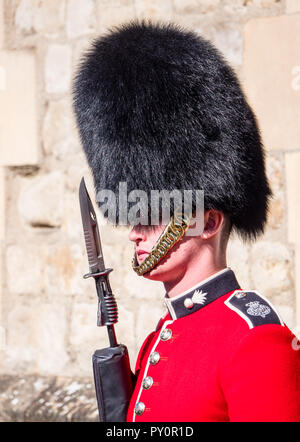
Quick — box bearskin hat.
[72,19,271,240]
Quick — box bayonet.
[79,178,105,276]
[79,177,118,346]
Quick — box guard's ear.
[201,210,224,239]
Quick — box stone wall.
[0,0,299,421]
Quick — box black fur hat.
[72,19,271,240]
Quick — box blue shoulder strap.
[225,290,284,329]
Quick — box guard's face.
[129,224,195,282]
[129,224,166,265]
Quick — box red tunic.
[126,268,300,422]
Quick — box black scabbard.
[92,344,135,422]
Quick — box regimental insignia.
[192,289,207,305]
[224,290,284,329]
[246,301,271,318]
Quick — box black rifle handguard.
[92,344,135,422]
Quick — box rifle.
[79,177,134,422]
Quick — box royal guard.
[72,20,300,422]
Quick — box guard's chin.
[141,263,167,282]
[143,271,162,281]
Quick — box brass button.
[142,376,153,390]
[235,291,246,299]
[160,328,172,341]
[134,401,145,416]
[149,351,160,365]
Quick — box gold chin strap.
[132,212,190,276]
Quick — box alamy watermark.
[96,182,204,236]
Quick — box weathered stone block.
[242,0,283,7]
[286,0,300,14]
[243,15,300,150]
[34,0,66,35]
[213,27,242,67]
[66,0,95,38]
[267,191,284,230]
[227,236,251,289]
[42,97,79,158]
[114,302,135,348]
[15,0,66,36]
[123,270,164,302]
[250,241,293,304]
[4,306,35,369]
[295,244,300,327]
[266,153,284,194]
[6,245,44,295]
[173,0,219,15]
[96,0,136,32]
[0,375,97,421]
[285,152,300,244]
[0,50,39,166]
[100,239,128,280]
[5,304,68,375]
[265,154,285,231]
[276,305,294,329]
[0,0,4,48]
[70,302,110,374]
[18,171,64,228]
[285,152,300,327]
[6,239,87,301]
[135,0,173,21]
[14,0,34,34]
[0,167,4,241]
[72,38,93,72]
[45,44,71,94]
[65,158,90,192]
[33,305,69,374]
[260,0,282,7]
[0,167,4,350]
[62,189,86,242]
[44,242,87,297]
[70,300,136,374]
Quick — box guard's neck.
[164,249,227,299]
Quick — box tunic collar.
[164,268,240,320]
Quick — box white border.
[131,319,174,422]
[224,290,285,329]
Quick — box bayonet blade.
[79,177,105,274]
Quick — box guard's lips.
[136,249,149,256]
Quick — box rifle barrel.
[107,325,118,347]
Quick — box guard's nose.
[128,225,146,244]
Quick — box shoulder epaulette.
[224,290,284,329]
